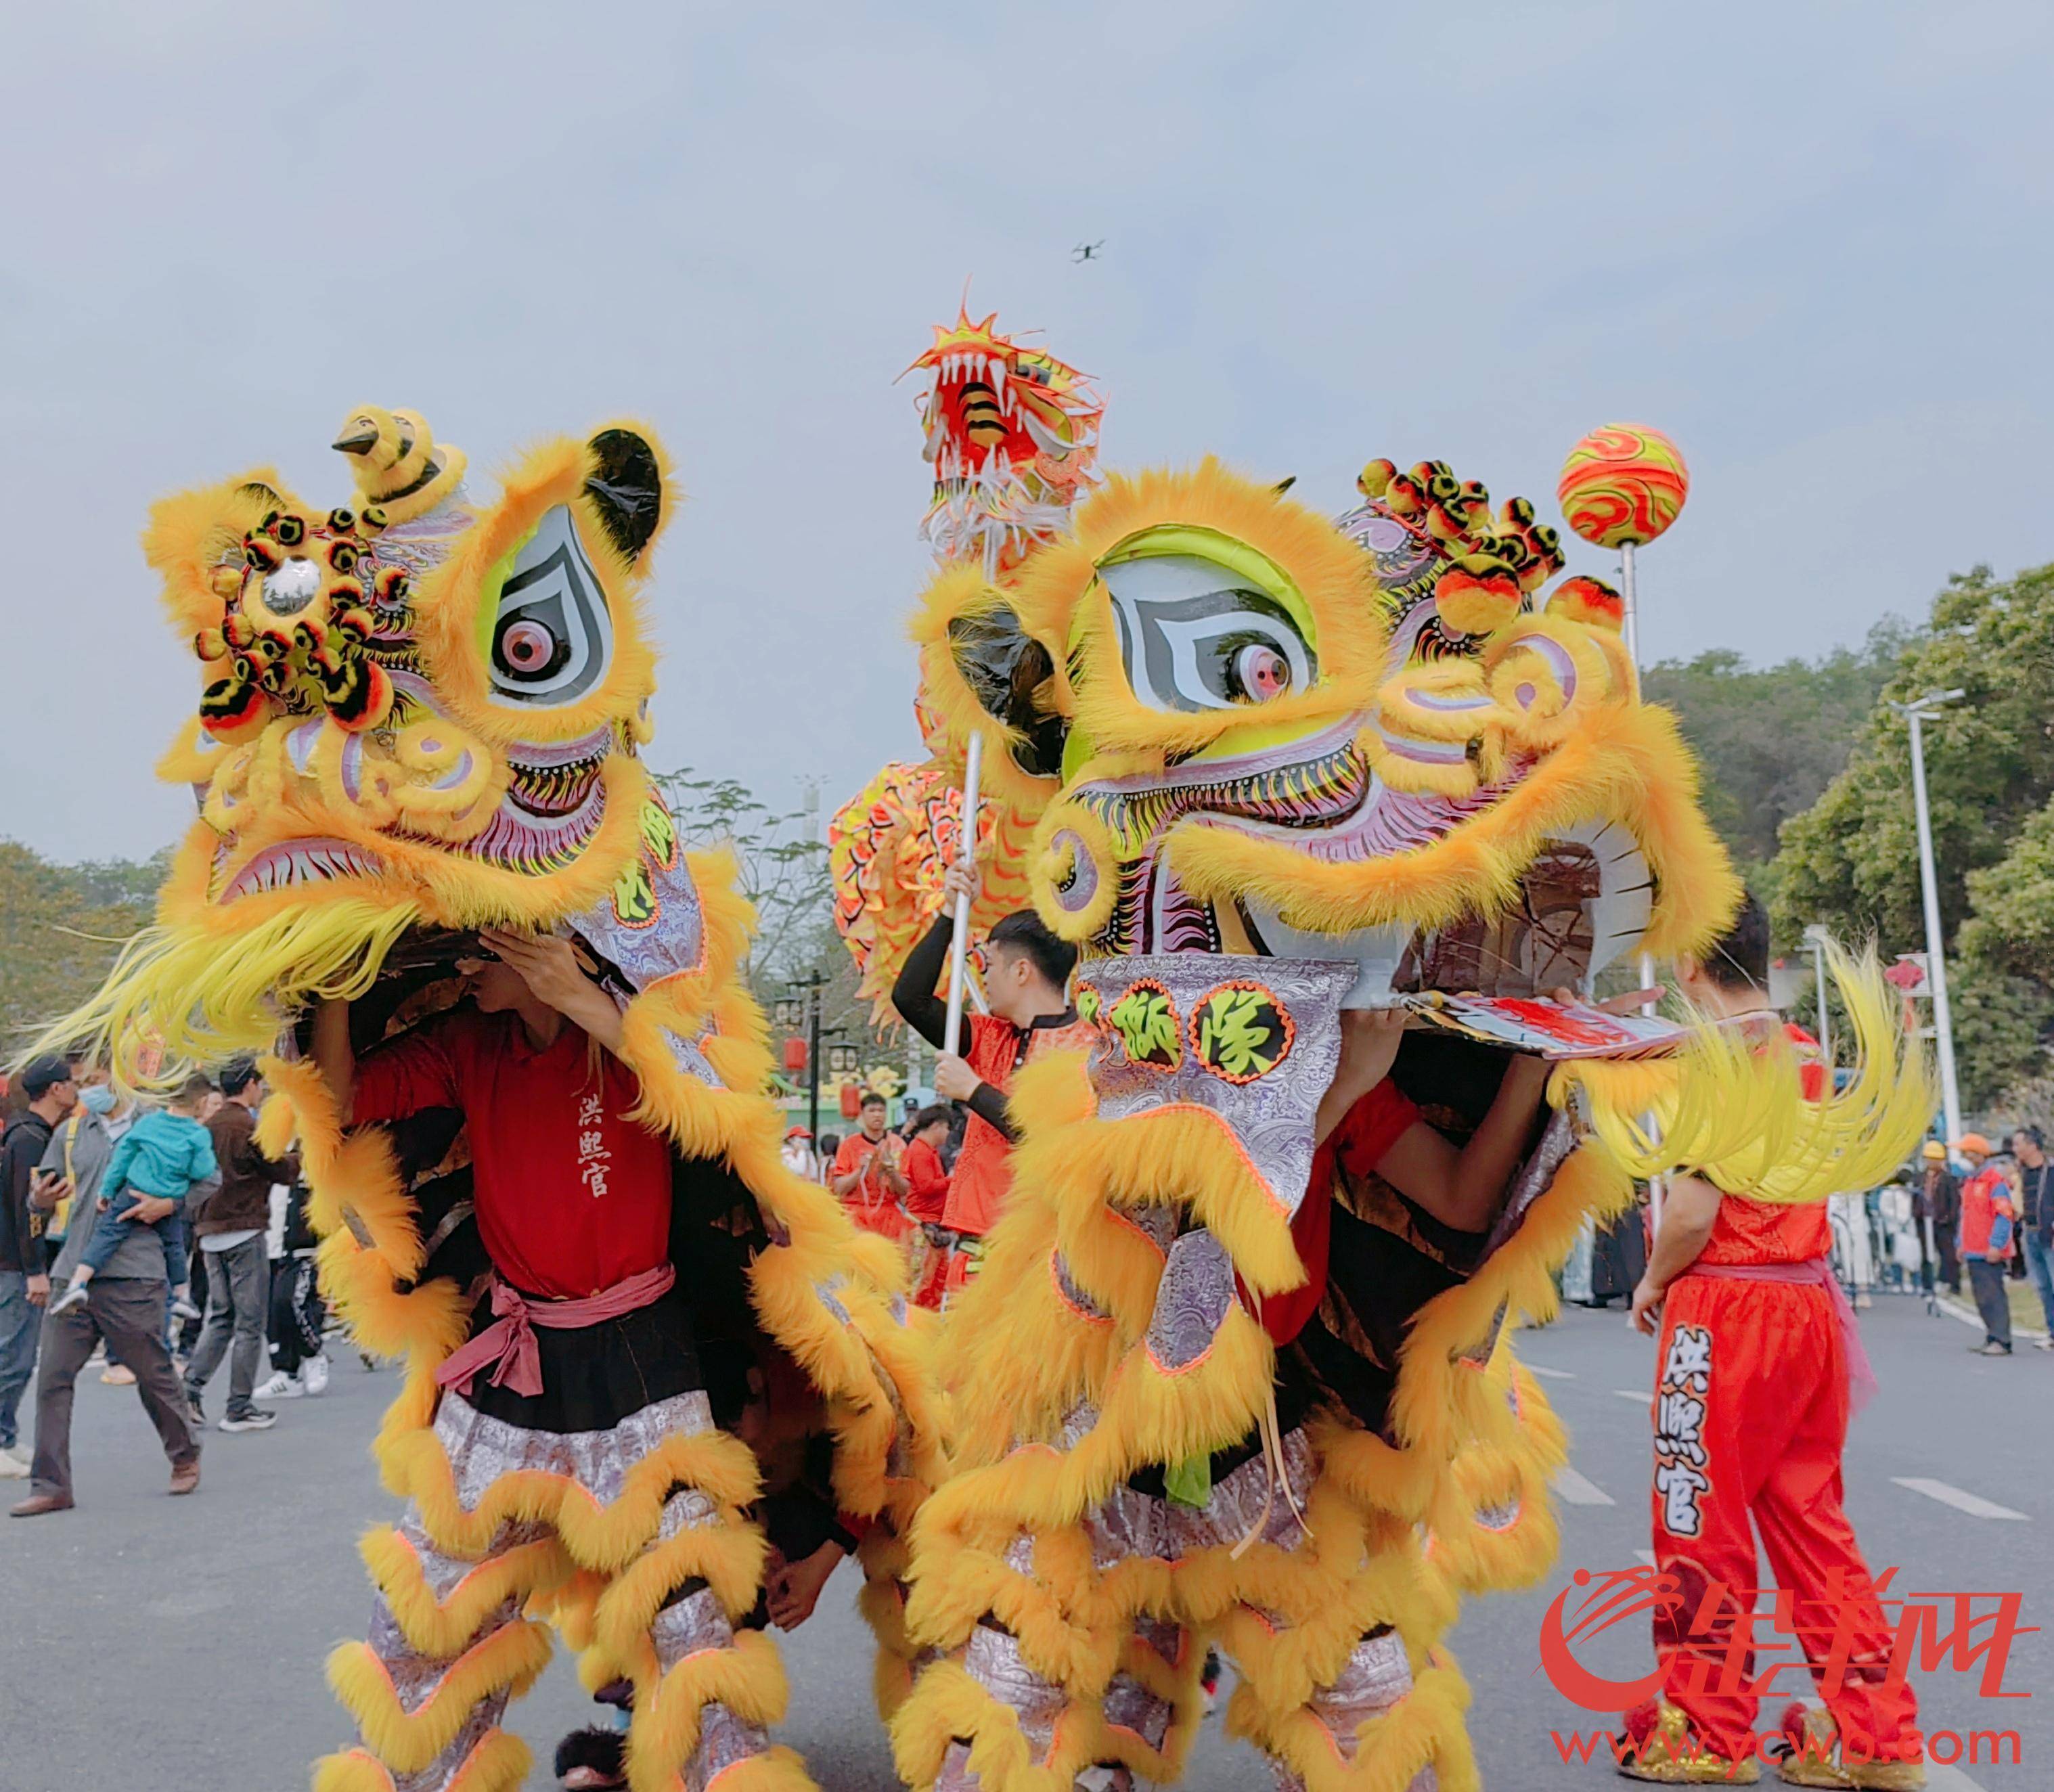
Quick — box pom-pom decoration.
[1557,424,1689,550]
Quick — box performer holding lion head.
[37,409,941,1792]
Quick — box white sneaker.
[302,1353,330,1395]
[254,1372,303,1401]
[0,1447,28,1479]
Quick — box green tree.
[650,769,870,1050]
[0,841,166,1052]
[1641,623,1907,873]
[1771,562,2054,1104]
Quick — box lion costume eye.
[487,505,613,704]
[1100,552,1316,713]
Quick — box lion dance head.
[51,409,692,1077]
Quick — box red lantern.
[839,1083,862,1119]
[781,1037,808,1074]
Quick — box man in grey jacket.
[9,1075,202,1516]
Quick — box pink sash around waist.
[435,1263,676,1400]
[1690,1255,1877,1415]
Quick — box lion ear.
[911,566,1069,803]
[582,428,667,566]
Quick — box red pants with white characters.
[1649,1275,1918,1762]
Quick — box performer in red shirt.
[829,1092,913,1247]
[311,927,789,1791]
[1613,896,1921,1788]
[891,860,1096,1306]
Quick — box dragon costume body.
[854,449,1757,1792]
[47,410,940,1792]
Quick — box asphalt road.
[1,1295,2042,1791]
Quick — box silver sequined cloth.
[1144,1228,1235,1372]
[432,1387,713,1519]
[961,1623,1067,1763]
[1077,954,1356,1221]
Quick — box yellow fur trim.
[908,565,1065,813]
[359,1524,574,1659]
[624,1628,795,1792]
[326,1622,552,1775]
[1226,1657,1476,1792]
[312,1731,530,1792]
[414,425,669,750]
[892,1659,1099,1792]
[1574,944,1934,1205]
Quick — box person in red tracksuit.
[1614,895,1921,1789]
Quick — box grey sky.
[4,1,2049,861]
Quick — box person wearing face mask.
[11,1061,204,1514]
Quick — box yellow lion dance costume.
[867,453,1755,1792]
[43,409,939,1792]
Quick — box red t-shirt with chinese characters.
[1253,1077,1422,1347]
[902,1138,950,1224]
[350,1006,673,1301]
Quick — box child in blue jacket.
[48,1073,216,1320]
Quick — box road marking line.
[1926,1766,1991,1792]
[1525,1364,1576,1380]
[1613,1388,1651,1404]
[1634,1549,1656,1567]
[1553,1465,1616,1507]
[1890,1477,2028,1521]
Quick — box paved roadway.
[2,1297,2042,1791]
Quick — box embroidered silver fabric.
[1132,1615,1186,1667]
[571,842,707,997]
[396,1511,547,1596]
[1481,1107,1578,1260]
[1307,1628,1413,1761]
[1077,954,1356,1221]
[1116,1200,1179,1253]
[1088,1483,1170,1571]
[1453,1297,1511,1367]
[1165,1425,1318,1559]
[656,1483,719,1542]
[1144,1228,1234,1372]
[389,1705,509,1792]
[961,1622,1067,1762]
[1475,1497,1521,1533]
[936,1741,983,1791]
[1102,1672,1174,1748]
[432,1388,714,1515]
[813,1275,851,1324]
[663,1024,724,1092]
[652,1586,733,1672]
[1003,1532,1037,1574]
[686,1699,770,1792]
[1052,1249,1110,1320]
[368,1593,522,1713]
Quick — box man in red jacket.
[1954,1134,2015,1356]
[891,861,1094,1305]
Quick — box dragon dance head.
[908,307,1102,573]
[58,410,694,1077]
[912,456,1740,998]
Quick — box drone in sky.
[1072,240,1104,263]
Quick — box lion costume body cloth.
[51,411,941,1792]
[874,455,1751,1792]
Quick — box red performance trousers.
[1649,1274,1918,1762]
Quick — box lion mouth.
[221,837,388,900]
[1069,716,1651,993]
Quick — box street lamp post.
[1801,922,1833,1062]
[1888,690,1966,1152]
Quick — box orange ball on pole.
[1557,423,1689,550]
